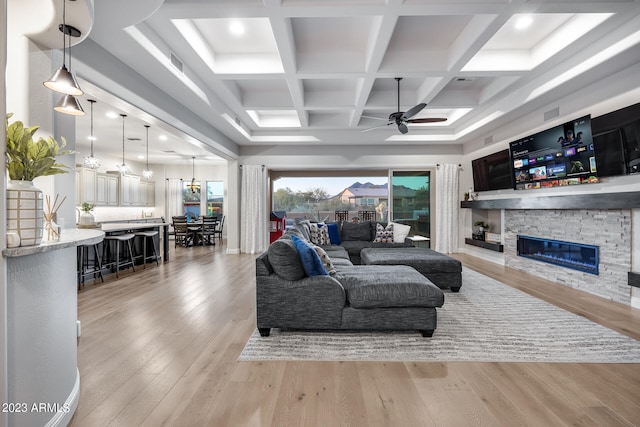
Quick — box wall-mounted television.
[471,149,512,191]
[508,115,598,190]
[591,102,640,177]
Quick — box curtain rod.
[239,165,265,169]
[436,164,462,168]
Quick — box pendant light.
[44,0,84,97]
[83,99,101,168]
[189,156,200,194]
[142,125,153,179]
[116,114,130,174]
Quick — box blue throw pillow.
[326,223,342,245]
[291,235,329,276]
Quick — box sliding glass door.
[390,171,431,238]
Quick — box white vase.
[6,180,43,246]
[79,211,96,226]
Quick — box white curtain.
[435,164,460,254]
[165,178,183,219]
[240,165,268,254]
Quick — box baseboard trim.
[45,368,80,427]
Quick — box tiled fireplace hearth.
[504,209,632,304]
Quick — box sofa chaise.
[256,228,445,337]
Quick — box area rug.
[239,268,640,363]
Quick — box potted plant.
[79,202,97,226]
[5,113,74,246]
[6,113,73,181]
[474,221,489,232]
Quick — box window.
[183,181,201,219]
[391,171,431,238]
[207,181,224,216]
[270,172,388,222]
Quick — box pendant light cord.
[145,125,150,170]
[89,99,95,156]
[62,0,67,67]
[121,114,127,165]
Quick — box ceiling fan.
[362,77,447,134]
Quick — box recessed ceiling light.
[229,21,245,36]
[106,111,118,119]
[515,16,533,30]
[159,135,168,141]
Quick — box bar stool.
[77,243,104,290]
[103,233,136,278]
[134,230,159,268]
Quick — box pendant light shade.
[142,125,153,179]
[189,157,200,194]
[54,94,85,116]
[44,65,82,96]
[83,99,101,168]
[116,114,130,174]
[43,0,84,97]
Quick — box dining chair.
[172,216,192,247]
[197,216,217,246]
[213,215,225,242]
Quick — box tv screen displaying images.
[509,115,598,190]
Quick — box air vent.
[484,135,494,145]
[170,52,184,73]
[456,77,475,82]
[544,107,560,121]
[163,150,176,154]
[127,137,141,141]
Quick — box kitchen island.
[100,221,171,261]
[3,229,104,427]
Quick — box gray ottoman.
[360,247,462,292]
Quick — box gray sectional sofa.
[256,221,453,337]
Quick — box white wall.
[1,0,8,425]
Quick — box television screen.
[471,149,512,191]
[591,102,640,177]
[509,115,597,190]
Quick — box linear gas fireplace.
[517,235,599,275]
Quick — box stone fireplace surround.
[504,209,631,304]
[461,191,640,306]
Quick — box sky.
[273,177,388,197]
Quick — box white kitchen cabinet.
[77,167,97,205]
[96,173,119,206]
[120,174,141,205]
[140,180,155,206]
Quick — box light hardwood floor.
[70,244,640,427]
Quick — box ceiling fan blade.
[361,122,393,132]
[397,122,409,134]
[361,115,389,121]
[406,117,448,123]
[401,103,426,120]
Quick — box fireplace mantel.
[461,191,640,210]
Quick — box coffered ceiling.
[70,0,640,161]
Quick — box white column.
[226,160,240,254]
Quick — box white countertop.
[3,229,105,258]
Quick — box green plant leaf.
[5,114,75,181]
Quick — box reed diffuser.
[43,194,66,242]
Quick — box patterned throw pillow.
[373,223,394,243]
[309,223,330,246]
[313,245,336,275]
